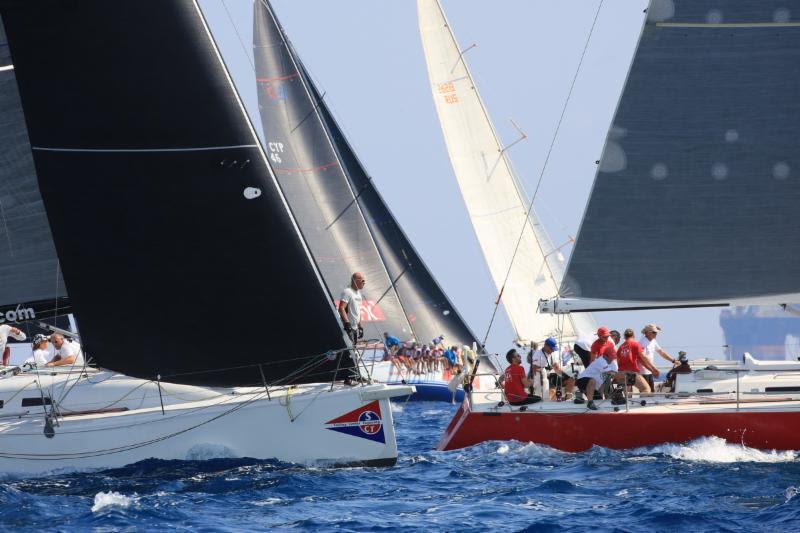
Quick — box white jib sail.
[417,0,595,344]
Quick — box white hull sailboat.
[0,0,419,476]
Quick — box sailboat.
[252,0,490,401]
[0,0,413,476]
[432,0,800,452]
[417,0,596,354]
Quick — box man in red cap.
[576,343,618,410]
[590,326,615,364]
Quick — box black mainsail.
[0,15,70,327]
[254,0,480,348]
[1,0,348,386]
[555,0,800,310]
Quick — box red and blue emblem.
[324,400,385,444]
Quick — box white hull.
[0,369,413,477]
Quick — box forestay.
[0,16,69,324]
[254,0,480,348]
[1,0,348,386]
[554,0,800,312]
[417,0,594,342]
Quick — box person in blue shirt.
[443,346,460,372]
[382,332,403,373]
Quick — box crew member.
[336,272,366,384]
[45,333,84,367]
[383,332,401,360]
[0,324,26,366]
[639,324,673,391]
[541,338,574,400]
[502,349,540,406]
[25,334,50,367]
[590,327,615,363]
[576,343,618,410]
[616,328,658,393]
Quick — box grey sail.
[560,0,800,308]
[0,15,69,326]
[253,1,417,341]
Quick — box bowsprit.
[324,400,385,444]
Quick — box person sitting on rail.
[382,332,401,361]
[45,333,84,367]
[590,326,615,363]
[443,345,459,372]
[616,328,658,394]
[502,348,540,406]
[431,334,445,350]
[576,343,618,410]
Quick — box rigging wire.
[481,0,605,347]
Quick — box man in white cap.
[638,324,675,391]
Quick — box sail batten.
[417,0,594,342]
[557,0,800,309]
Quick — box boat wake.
[638,436,797,463]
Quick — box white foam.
[91,491,136,513]
[390,402,404,413]
[646,437,797,463]
[785,486,799,502]
[496,444,510,455]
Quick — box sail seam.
[31,145,258,153]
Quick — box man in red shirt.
[502,349,540,406]
[616,328,658,393]
[590,326,615,363]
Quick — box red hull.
[437,399,800,452]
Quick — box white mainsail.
[417,0,595,343]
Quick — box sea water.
[1,401,798,531]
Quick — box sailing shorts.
[548,372,572,389]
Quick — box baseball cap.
[641,323,662,334]
[544,337,558,350]
[597,326,610,337]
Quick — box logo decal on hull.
[324,400,385,444]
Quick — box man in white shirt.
[45,333,84,367]
[0,324,27,366]
[638,324,671,391]
[527,341,551,400]
[576,344,618,410]
[338,272,366,343]
[336,272,366,385]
